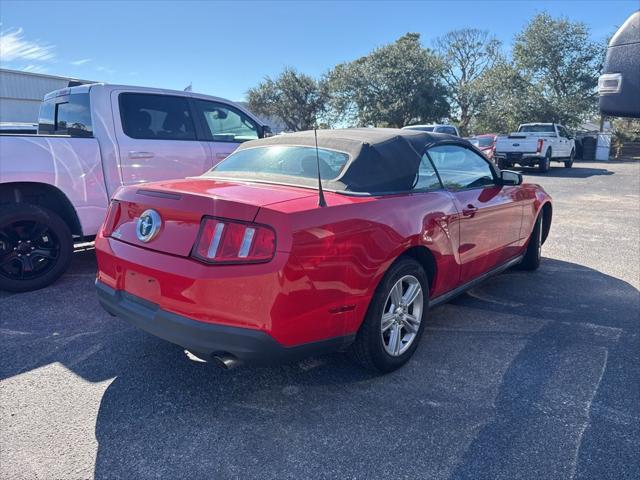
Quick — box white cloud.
[0,27,55,63]
[96,66,115,74]
[71,58,91,65]
[22,64,48,74]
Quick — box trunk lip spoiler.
[136,189,182,200]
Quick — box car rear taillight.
[192,217,276,264]
[536,139,544,153]
[101,201,121,237]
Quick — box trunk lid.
[108,178,315,256]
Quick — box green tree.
[326,33,449,127]
[512,12,604,126]
[247,68,328,131]
[435,28,501,136]
[472,61,556,134]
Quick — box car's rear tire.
[0,203,73,292]
[497,158,510,170]
[348,257,428,373]
[538,149,551,173]
[517,214,543,271]
[564,149,575,168]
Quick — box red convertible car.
[95,129,552,372]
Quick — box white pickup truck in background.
[494,123,576,173]
[0,83,270,292]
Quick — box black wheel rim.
[0,220,60,281]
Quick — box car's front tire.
[517,214,543,271]
[349,257,428,373]
[0,203,73,292]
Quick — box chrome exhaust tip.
[212,353,242,370]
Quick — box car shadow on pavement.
[75,258,637,480]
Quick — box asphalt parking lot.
[1,160,638,480]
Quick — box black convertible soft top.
[232,128,455,193]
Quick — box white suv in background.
[402,124,460,136]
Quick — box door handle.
[128,151,154,159]
[462,204,478,217]
[216,152,229,159]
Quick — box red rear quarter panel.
[255,191,461,342]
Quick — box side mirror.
[261,125,273,138]
[501,170,523,186]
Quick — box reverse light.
[598,73,622,95]
[192,217,276,264]
[536,138,544,153]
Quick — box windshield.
[518,124,555,133]
[204,145,350,184]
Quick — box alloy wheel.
[0,220,60,281]
[381,275,424,356]
[537,217,543,259]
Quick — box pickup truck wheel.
[348,257,428,373]
[0,204,73,292]
[517,214,543,271]
[564,149,575,168]
[539,150,551,173]
[497,158,509,170]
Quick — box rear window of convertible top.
[203,145,350,184]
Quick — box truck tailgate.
[495,136,539,153]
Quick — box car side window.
[119,93,197,140]
[413,154,443,191]
[437,126,457,136]
[38,93,93,137]
[427,144,495,191]
[194,100,259,143]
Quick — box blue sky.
[1,1,636,101]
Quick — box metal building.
[0,68,94,123]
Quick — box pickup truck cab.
[494,123,576,173]
[0,83,270,292]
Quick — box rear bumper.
[96,280,354,364]
[495,152,541,165]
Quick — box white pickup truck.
[494,123,576,173]
[0,83,270,292]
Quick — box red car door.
[427,144,523,284]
